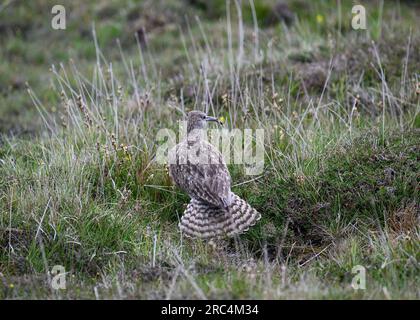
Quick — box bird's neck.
[186,128,205,144]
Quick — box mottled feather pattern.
[169,111,261,239]
[169,139,231,208]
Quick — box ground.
[0,0,419,299]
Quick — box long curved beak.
[205,116,223,125]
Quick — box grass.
[0,0,419,299]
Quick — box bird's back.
[169,138,232,208]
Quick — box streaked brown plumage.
[169,111,261,238]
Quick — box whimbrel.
[168,111,261,238]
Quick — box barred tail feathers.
[179,193,261,238]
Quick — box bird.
[168,110,261,239]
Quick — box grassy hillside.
[0,0,419,299]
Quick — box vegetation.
[0,0,419,299]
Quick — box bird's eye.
[201,115,206,119]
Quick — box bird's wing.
[169,141,231,207]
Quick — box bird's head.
[187,110,223,133]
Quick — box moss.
[239,130,419,249]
